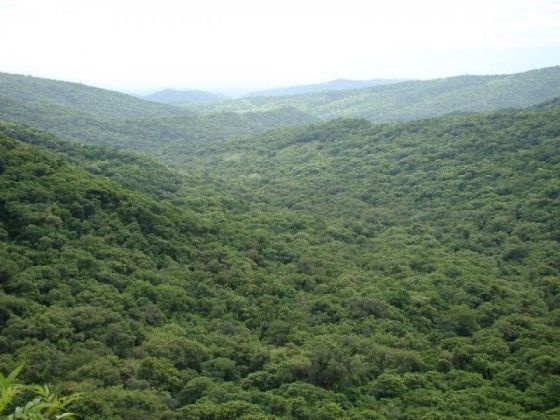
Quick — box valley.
[1,68,559,418]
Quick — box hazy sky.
[1,0,559,94]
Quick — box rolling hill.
[0,119,183,198]
[0,72,182,119]
[0,73,317,157]
[179,66,560,122]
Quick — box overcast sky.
[1,0,559,94]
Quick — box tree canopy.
[0,75,559,418]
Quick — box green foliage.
[371,371,407,398]
[0,120,182,198]
[181,66,560,121]
[0,73,316,153]
[0,80,559,418]
[0,366,80,419]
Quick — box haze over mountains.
[177,66,560,120]
[143,78,403,104]
[2,66,560,155]
[143,89,227,104]
[1,64,560,418]
[0,72,316,153]
[245,78,403,97]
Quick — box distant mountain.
[144,88,227,104]
[247,78,402,97]
[182,66,560,121]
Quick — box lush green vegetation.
[0,72,316,154]
[0,73,181,120]
[0,129,247,418]
[1,365,81,419]
[180,66,560,121]
[1,72,559,418]
[1,97,559,418]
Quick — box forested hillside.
[1,94,559,418]
[0,73,181,119]
[181,66,560,121]
[0,73,316,154]
[0,120,183,198]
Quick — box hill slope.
[1,98,559,418]
[144,89,227,104]
[0,73,316,153]
[181,66,560,121]
[0,125,274,418]
[0,72,181,119]
[0,119,183,198]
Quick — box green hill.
[0,120,182,198]
[181,66,560,121]
[0,73,316,153]
[0,125,264,418]
[0,72,182,119]
[1,95,559,418]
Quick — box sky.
[1,0,559,94]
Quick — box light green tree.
[0,366,81,420]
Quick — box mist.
[1,0,559,94]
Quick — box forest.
[178,66,560,121]
[0,69,559,419]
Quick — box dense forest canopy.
[0,70,559,419]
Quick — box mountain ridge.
[179,66,560,121]
[144,88,227,104]
[0,72,317,152]
[245,78,403,97]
